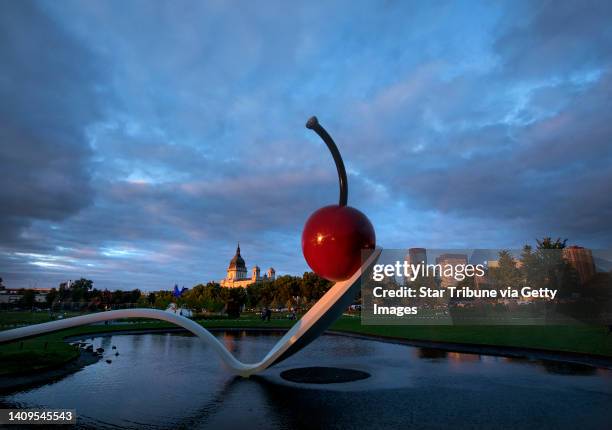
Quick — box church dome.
[228,244,246,270]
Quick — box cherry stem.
[306,116,348,207]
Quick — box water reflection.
[541,360,598,375]
[415,348,606,375]
[447,352,480,362]
[222,332,237,353]
[1,332,610,429]
[415,348,489,362]
[417,348,448,359]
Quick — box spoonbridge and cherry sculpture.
[0,117,380,377]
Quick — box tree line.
[4,272,332,314]
[151,272,332,313]
[459,237,610,299]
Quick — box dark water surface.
[1,331,611,429]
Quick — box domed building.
[221,244,275,288]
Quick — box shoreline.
[326,330,612,370]
[2,325,611,394]
[0,347,100,394]
[69,325,612,369]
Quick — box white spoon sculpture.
[0,248,380,377]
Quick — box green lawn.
[0,311,85,329]
[331,317,612,357]
[0,337,80,376]
[1,311,611,378]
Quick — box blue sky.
[1,0,611,290]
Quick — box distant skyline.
[1,1,611,290]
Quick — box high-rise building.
[407,248,427,266]
[435,253,468,288]
[563,246,596,286]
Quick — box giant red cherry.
[301,116,376,281]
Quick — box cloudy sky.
[1,1,611,291]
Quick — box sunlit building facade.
[436,253,468,288]
[563,245,596,286]
[220,244,275,288]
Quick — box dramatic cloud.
[1,1,610,290]
[0,2,110,256]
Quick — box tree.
[71,278,94,291]
[489,250,521,290]
[301,272,332,302]
[536,237,567,249]
[246,282,264,308]
[129,289,141,304]
[46,288,58,308]
[534,237,577,298]
[275,275,301,307]
[519,245,542,288]
[147,292,156,305]
[223,287,247,318]
[21,289,36,308]
[69,278,94,303]
[154,291,173,309]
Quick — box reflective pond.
[1,331,611,429]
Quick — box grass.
[0,311,84,328]
[0,338,80,376]
[1,311,611,378]
[330,317,612,357]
